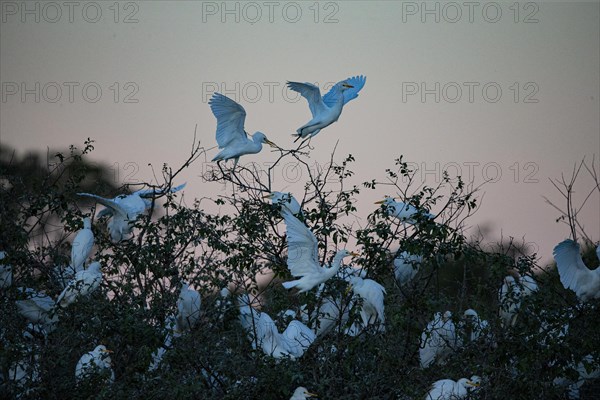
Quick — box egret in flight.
[209,92,276,168]
[426,376,481,399]
[287,75,366,140]
[78,183,185,243]
[281,210,358,293]
[553,239,600,302]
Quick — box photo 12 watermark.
[401,82,539,103]
[1,1,140,23]
[402,161,540,184]
[201,81,337,104]
[200,1,340,24]
[1,82,140,104]
[400,2,539,23]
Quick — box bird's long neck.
[328,251,346,277]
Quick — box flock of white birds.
[2,75,600,399]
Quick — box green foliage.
[1,140,598,399]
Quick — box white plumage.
[347,276,386,332]
[375,197,434,224]
[553,239,600,301]
[175,282,202,332]
[498,274,538,327]
[420,311,459,368]
[393,252,423,285]
[287,75,366,140]
[425,376,481,400]
[78,183,185,243]
[209,92,276,168]
[71,217,94,271]
[265,191,302,215]
[15,288,59,332]
[290,386,317,399]
[281,210,357,293]
[75,345,114,383]
[461,309,490,343]
[56,261,103,308]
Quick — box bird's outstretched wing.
[323,75,366,107]
[553,239,592,293]
[287,81,326,118]
[209,93,248,149]
[282,210,321,277]
[78,193,128,218]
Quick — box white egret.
[238,294,263,349]
[78,183,185,243]
[287,75,366,140]
[426,376,481,400]
[553,354,600,399]
[375,197,434,223]
[148,315,180,372]
[461,309,490,343]
[498,274,538,327]
[393,252,423,286]
[264,191,302,216]
[175,282,202,332]
[420,311,459,368]
[15,288,59,332]
[0,251,12,288]
[553,239,600,301]
[75,345,114,383]
[255,312,316,359]
[347,276,386,332]
[71,217,94,271]
[281,210,357,293]
[290,386,317,399]
[209,92,276,168]
[55,261,103,308]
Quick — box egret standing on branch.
[287,75,366,140]
[553,239,600,302]
[281,210,358,293]
[71,217,94,272]
[209,92,276,168]
[78,183,185,243]
[375,197,435,224]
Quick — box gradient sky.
[1,1,599,263]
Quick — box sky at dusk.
[1,1,599,263]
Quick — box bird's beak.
[466,380,480,387]
[345,285,353,295]
[306,392,318,398]
[342,84,354,88]
[264,139,277,148]
[349,251,360,257]
[102,349,114,354]
[262,193,273,199]
[374,200,385,204]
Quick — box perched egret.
[347,276,386,332]
[375,197,434,223]
[393,252,423,286]
[175,282,202,332]
[420,311,459,368]
[553,354,600,399]
[307,286,353,337]
[55,261,103,308]
[71,217,94,271]
[461,309,490,343]
[238,294,263,349]
[209,92,276,168]
[255,312,316,359]
[553,239,600,301]
[149,315,180,372]
[0,251,12,288]
[75,345,114,383]
[287,75,366,140]
[15,288,59,332]
[426,376,481,400]
[290,386,317,399]
[78,183,185,243]
[498,274,538,327]
[281,210,357,293]
[264,191,302,216]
